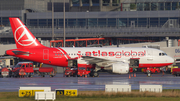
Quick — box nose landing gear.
[146,67,152,77]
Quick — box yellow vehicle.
[171,66,178,73]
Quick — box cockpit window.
[159,53,167,56]
[162,53,167,56]
[159,53,161,56]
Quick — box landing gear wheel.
[146,70,151,77]
[147,73,151,77]
[93,72,99,77]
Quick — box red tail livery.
[9,18,44,48]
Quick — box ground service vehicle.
[143,67,160,76]
[12,62,34,77]
[172,68,180,76]
[12,62,55,77]
[64,64,95,77]
[6,18,174,77]
[64,67,78,77]
[78,65,92,77]
[37,67,55,77]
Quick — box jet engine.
[112,63,129,74]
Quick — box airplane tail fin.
[9,18,45,49]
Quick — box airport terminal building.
[0,0,180,45]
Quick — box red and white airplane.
[6,18,174,77]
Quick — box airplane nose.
[169,56,174,64]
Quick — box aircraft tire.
[93,72,99,77]
[147,73,151,77]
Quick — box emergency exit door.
[43,49,49,60]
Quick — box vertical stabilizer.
[9,18,44,48]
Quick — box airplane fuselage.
[6,47,174,68]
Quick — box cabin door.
[43,49,49,60]
[147,50,153,61]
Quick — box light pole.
[63,0,66,47]
[52,0,54,41]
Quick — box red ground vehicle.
[64,64,95,77]
[143,68,160,74]
[78,65,91,77]
[37,67,56,77]
[172,68,180,76]
[64,67,78,77]
[12,62,56,77]
[11,62,34,77]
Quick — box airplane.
[6,18,174,77]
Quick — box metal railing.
[0,26,180,37]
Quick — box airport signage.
[18,87,51,97]
[19,90,44,97]
[55,89,78,96]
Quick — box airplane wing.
[81,56,122,67]
[68,57,78,60]
[12,51,31,55]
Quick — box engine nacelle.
[112,63,129,74]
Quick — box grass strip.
[0,90,180,101]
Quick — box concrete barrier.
[105,85,131,92]
[139,85,162,93]
[35,92,56,101]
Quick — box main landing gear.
[90,71,99,77]
[90,66,100,77]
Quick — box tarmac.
[0,72,180,92]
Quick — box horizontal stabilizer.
[12,51,31,55]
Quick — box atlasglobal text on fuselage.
[77,50,146,58]
[6,18,174,77]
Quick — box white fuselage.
[60,47,174,68]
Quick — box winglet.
[9,18,45,49]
